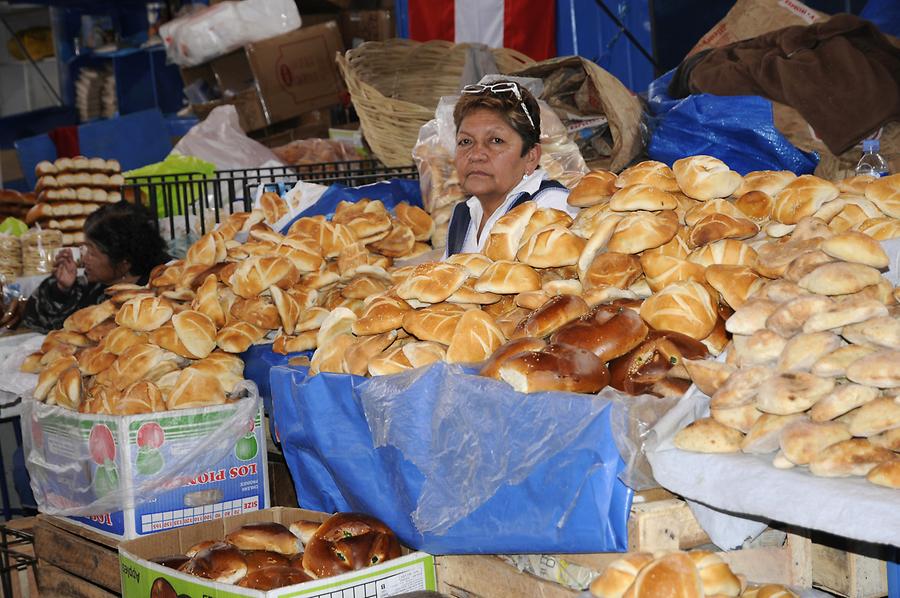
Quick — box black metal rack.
[0,523,35,598]
[122,159,419,240]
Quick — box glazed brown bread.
[511,294,589,340]
[225,523,301,555]
[478,337,547,380]
[551,305,649,362]
[498,343,610,394]
[301,512,401,579]
[179,543,248,584]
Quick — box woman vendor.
[23,201,169,332]
[445,80,577,257]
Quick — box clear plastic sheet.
[160,0,301,67]
[23,382,261,517]
[172,106,286,171]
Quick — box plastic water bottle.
[855,140,890,178]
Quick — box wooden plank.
[33,518,121,593]
[812,542,887,598]
[627,498,710,551]
[435,555,577,598]
[36,561,117,598]
[39,516,119,549]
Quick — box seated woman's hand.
[53,249,77,292]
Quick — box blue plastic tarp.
[270,361,633,554]
[646,70,818,175]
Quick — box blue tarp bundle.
[647,70,818,175]
[270,362,632,554]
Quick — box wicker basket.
[337,39,534,167]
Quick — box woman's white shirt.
[450,170,576,256]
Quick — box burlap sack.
[511,56,643,173]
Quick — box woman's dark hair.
[453,80,541,156]
[84,201,169,278]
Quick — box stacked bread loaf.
[0,189,36,221]
[0,235,22,280]
[20,192,436,415]
[674,226,900,489]
[27,156,124,246]
[589,549,798,598]
[149,512,400,591]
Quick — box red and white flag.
[407,0,556,61]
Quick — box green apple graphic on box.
[235,418,258,461]
[88,424,118,498]
[136,422,165,475]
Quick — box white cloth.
[452,170,575,256]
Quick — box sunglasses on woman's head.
[461,82,537,132]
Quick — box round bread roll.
[498,343,610,394]
[475,260,541,294]
[820,230,889,268]
[772,175,839,224]
[516,225,586,268]
[704,265,762,310]
[615,160,679,191]
[622,551,705,598]
[737,169,797,197]
[368,345,413,376]
[607,210,678,254]
[511,294,589,340]
[483,202,537,261]
[216,321,266,353]
[675,417,744,453]
[809,438,895,477]
[797,262,883,296]
[683,197,746,227]
[171,310,216,359]
[688,213,759,247]
[640,281,717,340]
[734,192,772,224]
[301,513,401,578]
[757,372,835,415]
[446,252,493,277]
[521,208,573,243]
[479,337,547,379]
[687,550,741,597]
[396,261,467,303]
[609,184,678,212]
[589,552,654,598]
[64,301,118,334]
[582,252,643,290]
[570,204,618,239]
[640,254,706,293]
[394,202,435,241]
[166,367,227,409]
[779,420,852,465]
[846,349,900,388]
[687,239,757,269]
[568,170,617,207]
[115,296,173,332]
[550,304,649,361]
[866,460,900,489]
[673,155,742,201]
[401,304,464,345]
[863,172,900,218]
[446,309,506,363]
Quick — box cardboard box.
[33,400,268,541]
[119,507,437,597]
[182,22,345,132]
[339,9,394,48]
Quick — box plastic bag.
[0,217,27,237]
[23,382,261,517]
[271,139,362,166]
[270,361,632,554]
[160,0,301,67]
[123,153,216,218]
[173,105,286,171]
[647,70,818,175]
[413,74,588,249]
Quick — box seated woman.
[445,80,577,257]
[23,201,169,332]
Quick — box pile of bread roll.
[21,228,62,276]
[150,512,400,591]
[589,549,798,598]
[674,225,899,489]
[20,192,436,414]
[0,189,36,222]
[27,156,124,246]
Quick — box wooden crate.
[32,516,121,597]
[435,489,814,598]
[810,531,890,598]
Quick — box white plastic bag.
[173,105,285,170]
[161,0,301,67]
